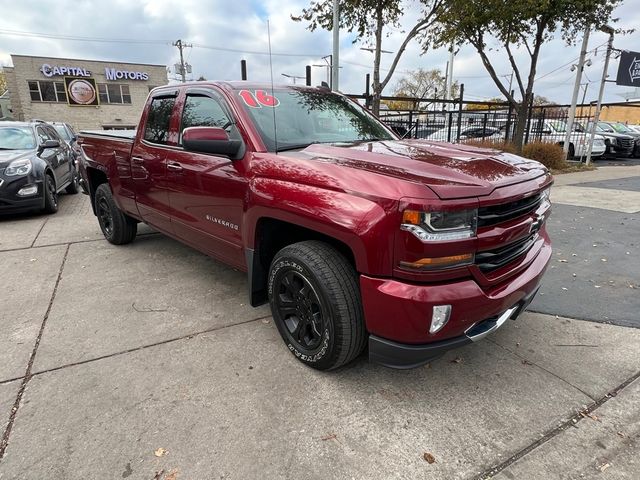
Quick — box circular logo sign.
[68,79,96,105]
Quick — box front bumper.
[369,287,539,369]
[362,232,551,369]
[0,175,44,213]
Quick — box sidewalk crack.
[487,338,597,401]
[0,243,70,460]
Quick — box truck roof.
[150,81,329,96]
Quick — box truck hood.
[0,149,34,168]
[291,140,547,199]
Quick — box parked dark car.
[578,122,635,157]
[599,121,640,157]
[51,122,78,148]
[0,121,79,214]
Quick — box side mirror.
[41,139,60,149]
[182,127,242,158]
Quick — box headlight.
[401,208,477,242]
[610,137,618,146]
[4,158,32,176]
[540,187,551,203]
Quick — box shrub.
[462,139,518,154]
[521,142,567,170]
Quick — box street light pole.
[585,26,614,165]
[564,26,590,158]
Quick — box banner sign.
[616,51,640,87]
[64,77,99,106]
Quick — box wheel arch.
[246,217,359,307]
[85,166,109,214]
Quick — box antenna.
[267,20,278,153]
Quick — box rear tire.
[42,173,58,214]
[268,241,366,370]
[94,184,137,245]
[568,143,575,159]
[65,167,80,194]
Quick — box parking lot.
[1,164,639,480]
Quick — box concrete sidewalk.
[1,174,639,479]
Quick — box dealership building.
[3,54,168,130]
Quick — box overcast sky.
[1,0,639,104]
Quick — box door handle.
[167,162,183,172]
[131,157,144,164]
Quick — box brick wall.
[6,55,168,130]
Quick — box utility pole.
[332,0,339,91]
[585,26,614,165]
[172,39,192,83]
[564,26,590,159]
[445,44,454,104]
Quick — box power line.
[534,40,609,81]
[0,28,325,58]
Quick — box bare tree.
[292,0,443,116]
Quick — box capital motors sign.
[616,51,640,87]
[40,63,149,81]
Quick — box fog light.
[430,305,451,334]
[17,185,38,197]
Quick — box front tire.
[42,173,58,214]
[268,241,366,370]
[94,184,137,245]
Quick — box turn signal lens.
[402,210,421,225]
[399,253,474,271]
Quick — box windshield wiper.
[276,143,315,152]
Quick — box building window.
[27,81,67,102]
[97,84,132,104]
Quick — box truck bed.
[79,130,137,141]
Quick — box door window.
[36,126,54,144]
[179,95,233,144]
[144,96,176,145]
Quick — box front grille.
[475,234,536,273]
[618,138,634,150]
[477,193,542,228]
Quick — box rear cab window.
[144,96,176,145]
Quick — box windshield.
[547,120,567,133]
[0,127,36,150]
[597,122,614,133]
[610,123,632,133]
[53,125,71,141]
[235,88,395,152]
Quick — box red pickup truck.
[77,82,552,370]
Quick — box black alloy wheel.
[275,270,326,352]
[93,183,137,245]
[43,174,58,214]
[97,196,114,237]
[268,241,366,370]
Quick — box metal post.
[365,73,371,108]
[305,65,311,86]
[241,60,247,81]
[524,94,534,145]
[332,0,340,91]
[586,27,614,165]
[445,44,454,109]
[456,83,464,142]
[564,26,590,158]
[505,90,514,142]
